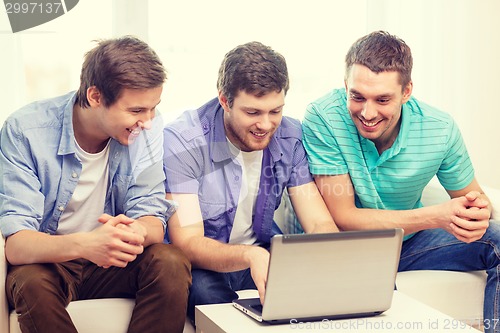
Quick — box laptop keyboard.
[251,303,263,313]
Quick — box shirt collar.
[210,103,234,163]
[58,91,78,156]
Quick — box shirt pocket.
[198,199,231,240]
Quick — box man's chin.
[248,140,271,151]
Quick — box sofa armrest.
[1,235,9,333]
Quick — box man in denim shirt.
[0,36,191,333]
[163,41,339,320]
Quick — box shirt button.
[235,176,239,181]
[58,206,64,212]
[71,172,78,178]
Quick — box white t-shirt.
[227,139,263,245]
[56,139,110,234]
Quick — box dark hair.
[76,35,166,108]
[217,41,289,107]
[345,31,413,90]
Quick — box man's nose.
[361,100,377,120]
[256,114,272,130]
[138,110,155,130]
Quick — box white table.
[195,291,481,332]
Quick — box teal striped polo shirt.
[302,88,474,213]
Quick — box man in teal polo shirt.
[302,30,500,333]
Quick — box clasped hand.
[85,214,146,268]
[446,191,490,243]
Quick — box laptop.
[233,228,403,324]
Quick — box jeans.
[187,268,257,320]
[398,221,500,333]
[7,244,192,333]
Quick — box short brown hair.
[345,31,413,90]
[76,35,166,108]
[217,41,289,108]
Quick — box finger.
[258,284,266,305]
[253,276,266,305]
[119,231,145,247]
[102,249,142,267]
[102,214,135,227]
[451,216,489,231]
[116,223,135,233]
[98,213,114,224]
[456,208,490,222]
[103,258,129,268]
[112,250,140,263]
[451,230,481,244]
[449,222,486,242]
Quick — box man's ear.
[218,91,230,112]
[402,81,413,104]
[87,86,102,108]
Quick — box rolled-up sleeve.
[163,126,203,195]
[0,121,44,237]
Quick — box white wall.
[146,0,367,123]
[365,0,500,188]
[1,0,498,188]
[0,0,113,124]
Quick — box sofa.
[1,177,498,332]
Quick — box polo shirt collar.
[389,102,411,155]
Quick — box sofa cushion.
[9,298,195,333]
[396,270,486,324]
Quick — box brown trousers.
[6,243,192,333]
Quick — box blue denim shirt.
[163,97,313,244]
[0,91,173,237]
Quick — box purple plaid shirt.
[163,98,313,244]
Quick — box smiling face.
[345,64,412,153]
[103,87,163,146]
[220,90,284,152]
[83,85,163,149]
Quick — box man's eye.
[351,96,364,102]
[378,99,390,104]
